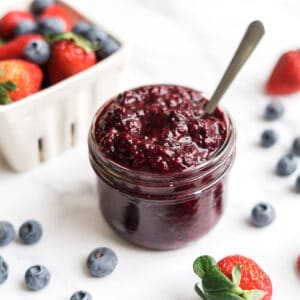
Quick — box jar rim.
[89,84,236,182]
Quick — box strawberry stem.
[0,71,17,105]
[46,32,97,52]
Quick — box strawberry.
[265,50,300,95]
[193,255,272,300]
[0,34,44,60]
[47,33,96,84]
[0,11,34,40]
[0,59,43,104]
[41,4,73,32]
[218,255,272,300]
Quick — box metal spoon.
[204,20,265,115]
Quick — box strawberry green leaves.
[193,255,217,279]
[46,32,97,52]
[0,71,17,105]
[193,256,265,300]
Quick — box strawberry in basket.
[47,33,96,84]
[0,59,43,104]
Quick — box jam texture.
[94,85,227,173]
[89,84,236,250]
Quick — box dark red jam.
[89,85,236,250]
[94,85,227,173]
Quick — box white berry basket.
[0,0,127,172]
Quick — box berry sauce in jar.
[89,85,236,250]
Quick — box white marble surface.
[1,0,300,299]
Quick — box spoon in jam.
[204,20,265,115]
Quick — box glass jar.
[88,91,236,250]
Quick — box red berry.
[47,33,96,84]
[0,34,44,61]
[0,59,43,103]
[266,50,300,95]
[0,11,34,40]
[217,255,272,300]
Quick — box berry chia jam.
[89,85,236,250]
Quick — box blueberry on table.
[19,220,42,245]
[96,38,121,60]
[25,265,50,291]
[0,221,16,246]
[71,290,92,300]
[264,102,284,121]
[25,265,50,290]
[87,247,118,277]
[260,129,278,148]
[72,22,92,37]
[38,17,65,35]
[24,39,50,65]
[251,203,276,227]
[14,19,37,37]
[276,155,297,176]
[31,0,56,15]
[0,256,8,284]
[292,137,300,156]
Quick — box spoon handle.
[204,20,265,114]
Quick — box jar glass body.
[89,96,236,250]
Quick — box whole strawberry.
[193,255,272,300]
[0,11,34,40]
[0,34,44,61]
[0,59,43,104]
[47,33,96,84]
[266,50,300,95]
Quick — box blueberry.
[251,202,276,227]
[72,22,91,36]
[38,17,65,35]
[19,220,42,245]
[0,256,8,284]
[25,265,50,291]
[276,155,297,176]
[14,19,38,37]
[24,39,50,65]
[85,26,109,48]
[295,175,300,193]
[264,102,284,121]
[96,38,121,60]
[292,137,300,156]
[0,221,16,246]
[71,290,92,300]
[87,247,117,277]
[31,0,56,15]
[260,129,278,148]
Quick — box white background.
[1,0,300,299]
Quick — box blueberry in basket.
[0,2,122,105]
